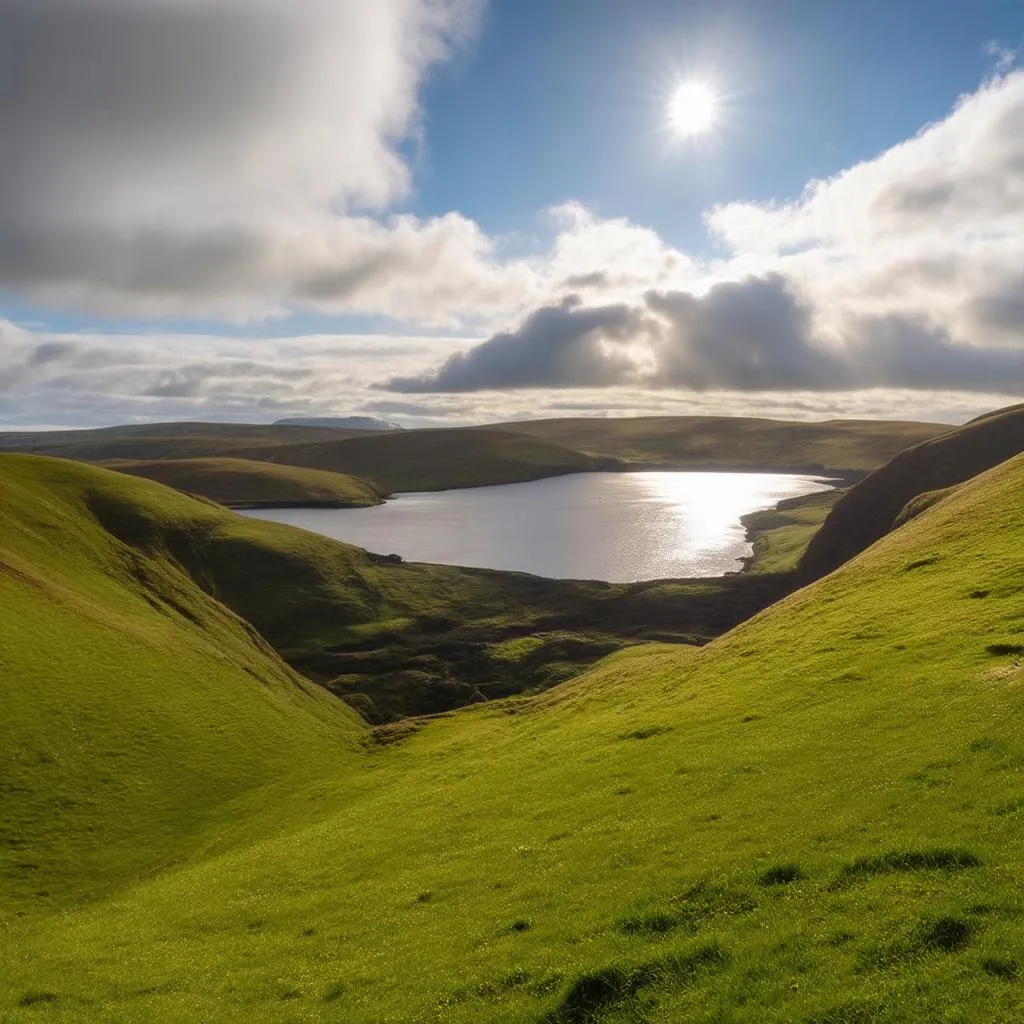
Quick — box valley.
[2,410,1023,1022]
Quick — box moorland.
[3,408,1024,1022]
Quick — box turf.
[739,488,845,574]
[104,456,385,508]
[0,454,363,912]
[800,402,1024,581]
[1,414,944,493]
[490,415,945,473]
[267,427,606,492]
[3,451,1024,1021]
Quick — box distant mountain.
[274,416,403,431]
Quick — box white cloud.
[382,70,1024,400]
[0,0,538,324]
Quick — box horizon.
[3,0,1024,430]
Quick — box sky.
[2,0,1024,430]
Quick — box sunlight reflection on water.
[242,471,833,582]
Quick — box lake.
[241,471,832,583]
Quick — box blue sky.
[2,0,1024,428]
[418,0,1022,248]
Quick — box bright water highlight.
[242,471,832,582]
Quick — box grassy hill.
[268,427,607,492]
[3,448,1024,1020]
[0,421,363,463]
[738,487,846,574]
[0,454,363,912]
[1,415,945,494]
[799,402,1024,582]
[105,457,385,508]
[491,415,945,473]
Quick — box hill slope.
[105,456,385,508]
[492,415,945,473]
[799,402,1024,581]
[4,453,1024,1020]
[269,427,605,492]
[0,455,363,911]
[0,421,362,462]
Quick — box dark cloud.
[561,271,610,289]
[377,272,1024,397]
[646,275,847,391]
[383,296,651,392]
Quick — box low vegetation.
[104,456,385,508]
[0,414,945,493]
[4,440,1024,1020]
[490,414,944,473]
[799,401,1024,581]
[739,487,845,573]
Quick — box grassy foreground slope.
[5,455,1024,1021]
[105,456,385,508]
[0,455,363,911]
[799,402,1024,581]
[492,415,945,473]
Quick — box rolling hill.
[799,402,1024,582]
[0,454,363,911]
[0,421,362,463]
[3,446,1024,1020]
[0,415,946,494]
[267,426,607,492]
[490,415,946,473]
[105,456,386,508]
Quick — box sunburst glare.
[669,80,717,136]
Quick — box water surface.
[242,471,832,582]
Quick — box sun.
[669,81,717,136]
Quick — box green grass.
[1,414,946,493]
[490,415,944,473]
[0,454,363,912]
[104,456,385,507]
[267,427,605,492]
[4,450,1024,1020]
[800,402,1024,581]
[740,488,845,574]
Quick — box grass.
[4,447,1024,1019]
[104,456,386,508]
[0,454,363,912]
[267,427,606,492]
[740,488,844,574]
[489,415,944,473]
[2,414,945,493]
[800,401,1024,581]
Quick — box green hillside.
[105,456,385,508]
[799,402,1024,582]
[0,454,363,912]
[3,449,1024,1020]
[0,421,362,463]
[269,427,606,492]
[739,487,846,574]
[0,415,945,494]
[491,415,945,473]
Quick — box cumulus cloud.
[4,317,1016,431]
[380,71,1024,399]
[0,0,540,323]
[386,296,655,392]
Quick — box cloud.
[378,71,1024,399]
[385,296,654,392]
[0,0,535,323]
[2,319,1019,432]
